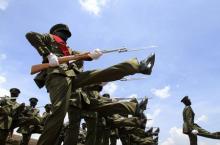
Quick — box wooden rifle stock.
[31,52,91,75]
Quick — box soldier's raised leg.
[73,54,155,89]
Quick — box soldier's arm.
[0,105,12,115]
[26,32,52,57]
[185,108,194,131]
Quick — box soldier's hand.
[192,129,198,135]
[47,53,59,66]
[88,48,103,60]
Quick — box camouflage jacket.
[182,106,195,134]
[0,99,20,129]
[41,111,51,126]
[17,106,41,134]
[26,32,84,88]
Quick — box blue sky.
[1,0,220,144]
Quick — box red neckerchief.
[51,34,70,56]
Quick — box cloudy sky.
[1,0,220,144]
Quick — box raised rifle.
[30,45,157,75]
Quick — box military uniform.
[17,98,41,145]
[41,104,52,126]
[182,96,220,145]
[26,24,155,145]
[0,88,22,145]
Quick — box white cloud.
[101,82,117,96]
[146,108,161,127]
[0,0,9,11]
[0,53,7,60]
[195,115,208,124]
[0,75,6,84]
[79,0,110,16]
[161,127,220,145]
[151,86,171,99]
[0,87,9,96]
[161,127,188,145]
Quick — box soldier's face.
[45,108,51,112]
[11,92,19,97]
[30,101,37,107]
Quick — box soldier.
[181,96,220,145]
[17,97,41,145]
[41,104,52,126]
[78,123,87,144]
[26,23,155,145]
[0,88,24,145]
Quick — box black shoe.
[153,136,159,144]
[135,97,148,117]
[145,127,153,136]
[139,97,148,111]
[139,53,155,75]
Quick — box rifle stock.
[31,52,91,75]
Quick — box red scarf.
[51,35,70,56]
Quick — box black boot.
[139,53,155,75]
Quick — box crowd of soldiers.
[3,23,220,145]
[0,88,52,145]
[0,86,160,145]
[0,23,160,145]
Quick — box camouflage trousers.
[37,59,141,145]
[0,129,9,145]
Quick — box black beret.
[44,104,52,108]
[29,97,38,102]
[9,88,20,94]
[181,96,189,103]
[50,23,71,37]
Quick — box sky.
[1,0,220,144]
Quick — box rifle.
[113,97,152,100]
[0,96,17,100]
[30,45,157,75]
[120,77,147,81]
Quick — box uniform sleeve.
[25,32,52,57]
[185,108,194,131]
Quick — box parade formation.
[0,23,220,145]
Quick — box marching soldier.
[0,88,24,145]
[26,23,155,145]
[41,104,52,126]
[17,97,41,145]
[181,96,220,145]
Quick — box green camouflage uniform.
[26,31,148,145]
[183,106,220,145]
[17,106,41,145]
[118,127,155,145]
[0,98,22,145]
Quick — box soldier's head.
[181,96,191,106]
[102,93,110,98]
[29,97,38,107]
[50,23,72,42]
[82,123,86,130]
[44,104,52,112]
[9,88,20,99]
